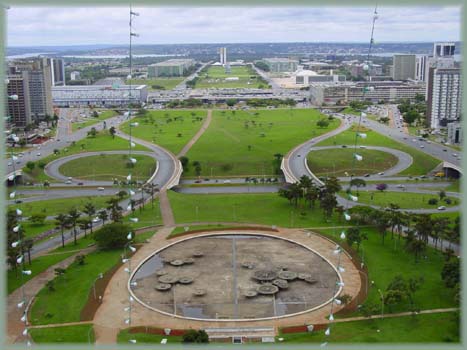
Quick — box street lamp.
[377,289,384,319]
[93,273,104,300]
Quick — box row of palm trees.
[278,175,460,261]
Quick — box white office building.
[416,55,428,82]
[52,84,148,107]
[392,54,416,81]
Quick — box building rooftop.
[150,59,194,67]
[263,58,299,63]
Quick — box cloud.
[7,6,461,46]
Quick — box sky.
[7,6,461,46]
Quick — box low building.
[447,122,462,144]
[294,69,345,86]
[148,59,195,78]
[70,71,81,81]
[52,85,148,107]
[309,80,426,106]
[261,58,298,73]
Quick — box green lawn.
[446,180,460,192]
[22,131,148,183]
[195,65,266,89]
[10,195,117,218]
[22,221,56,240]
[128,198,162,229]
[30,324,95,344]
[120,110,207,155]
[71,110,118,132]
[169,191,342,228]
[317,227,457,312]
[7,251,76,294]
[30,249,122,325]
[316,126,441,176]
[126,77,184,90]
[346,190,459,209]
[184,109,339,177]
[59,154,156,182]
[308,149,398,177]
[117,329,182,344]
[279,312,459,343]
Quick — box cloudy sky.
[7,6,461,46]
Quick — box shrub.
[428,198,438,205]
[94,223,132,250]
[444,198,452,204]
[182,330,209,343]
[75,254,86,265]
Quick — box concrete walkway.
[158,190,175,227]
[177,109,212,158]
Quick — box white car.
[223,180,231,184]
[65,180,72,184]
[396,184,405,188]
[92,217,100,223]
[437,206,446,211]
[97,187,105,191]
[36,152,41,156]
[420,145,424,148]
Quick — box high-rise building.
[416,55,428,81]
[392,54,416,80]
[6,71,31,128]
[447,122,462,144]
[6,58,53,125]
[433,42,456,57]
[49,58,65,86]
[426,67,462,129]
[219,47,227,65]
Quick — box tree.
[403,109,419,125]
[195,164,202,177]
[87,127,97,138]
[94,223,132,250]
[98,209,108,225]
[226,98,237,107]
[320,192,337,220]
[346,227,367,251]
[179,156,189,170]
[106,197,123,222]
[109,126,116,139]
[22,238,34,265]
[30,213,46,225]
[55,213,69,248]
[316,119,330,128]
[442,257,460,288]
[374,210,390,245]
[182,330,209,343]
[92,111,99,118]
[414,93,425,103]
[83,202,96,234]
[405,230,427,262]
[67,208,81,245]
[349,178,366,194]
[324,176,341,194]
[439,190,446,201]
[26,161,35,171]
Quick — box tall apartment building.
[6,58,53,127]
[49,58,65,86]
[392,54,416,80]
[426,68,462,129]
[6,71,31,128]
[426,42,460,130]
[416,55,428,81]
[219,47,227,65]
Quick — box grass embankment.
[195,65,265,89]
[30,249,121,325]
[344,191,459,209]
[169,191,342,228]
[126,77,184,90]
[279,312,459,343]
[120,110,207,155]
[71,110,118,132]
[23,132,148,183]
[59,154,156,182]
[184,109,339,177]
[308,149,398,177]
[9,195,116,218]
[30,324,95,344]
[316,126,441,176]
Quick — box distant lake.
[6,52,55,59]
[62,54,186,59]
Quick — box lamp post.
[377,289,384,319]
[93,273,104,300]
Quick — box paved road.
[44,150,158,186]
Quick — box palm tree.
[386,203,402,240]
[82,202,96,234]
[22,238,34,265]
[405,230,427,262]
[55,213,69,248]
[67,208,81,245]
[106,197,123,222]
[432,217,450,250]
[373,210,390,245]
[98,209,108,225]
[414,214,432,245]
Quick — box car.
[359,146,367,149]
[7,161,12,166]
[420,145,424,148]
[341,145,347,148]
[364,173,370,177]
[92,217,100,223]
[396,184,405,188]
[65,180,72,184]
[437,206,446,211]
[36,152,41,156]
[420,175,427,179]
[67,177,72,180]
[443,149,448,152]
[223,180,231,184]
[97,187,105,191]
[378,172,384,175]
[452,153,458,157]
[77,182,84,186]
